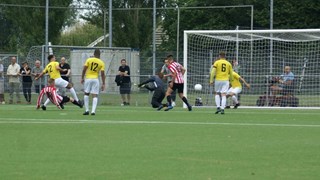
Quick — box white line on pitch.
[0,118,319,128]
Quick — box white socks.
[84,95,89,112]
[44,98,50,106]
[221,96,226,109]
[84,95,98,113]
[69,88,79,102]
[232,95,238,104]
[215,95,221,108]
[92,97,98,113]
[215,94,227,109]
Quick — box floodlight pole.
[152,0,156,75]
[45,0,49,62]
[103,9,106,47]
[109,0,112,47]
[270,0,274,74]
[176,6,180,62]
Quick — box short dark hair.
[121,59,126,62]
[48,55,54,61]
[94,49,100,58]
[166,54,173,59]
[157,72,164,79]
[219,51,226,57]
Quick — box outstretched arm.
[81,66,88,84]
[101,70,106,91]
[35,72,45,80]
[139,77,155,87]
[209,67,216,84]
[240,77,251,89]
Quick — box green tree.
[0,0,74,55]
[161,0,320,52]
[59,23,104,46]
[81,0,166,50]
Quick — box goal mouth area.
[183,29,320,108]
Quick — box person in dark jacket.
[138,73,167,110]
[20,62,33,104]
[118,59,131,105]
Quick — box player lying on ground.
[36,78,83,110]
[35,55,82,107]
[138,72,168,110]
[226,71,250,109]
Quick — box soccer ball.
[194,84,202,91]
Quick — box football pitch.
[0,105,319,179]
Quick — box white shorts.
[227,87,242,95]
[55,77,69,88]
[84,79,100,94]
[215,80,229,94]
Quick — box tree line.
[0,0,319,55]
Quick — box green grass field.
[0,104,320,179]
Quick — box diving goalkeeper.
[138,73,167,110]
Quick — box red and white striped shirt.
[37,86,63,109]
[168,62,184,84]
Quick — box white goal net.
[184,29,320,108]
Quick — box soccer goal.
[184,29,320,108]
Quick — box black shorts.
[171,83,184,93]
[61,96,70,104]
[120,82,131,94]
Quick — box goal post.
[184,29,320,108]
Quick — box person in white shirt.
[6,56,21,104]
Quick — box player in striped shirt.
[164,55,192,111]
[36,78,82,110]
[35,55,82,107]
[210,51,233,114]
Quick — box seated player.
[138,72,168,110]
[36,78,83,110]
[226,71,250,109]
[270,66,294,95]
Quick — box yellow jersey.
[43,61,61,79]
[230,72,242,88]
[211,58,233,81]
[84,57,105,79]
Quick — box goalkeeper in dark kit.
[138,72,168,110]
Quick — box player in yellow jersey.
[36,55,82,109]
[81,49,106,115]
[209,51,233,114]
[226,71,250,109]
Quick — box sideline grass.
[0,105,319,179]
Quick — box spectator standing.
[0,59,5,104]
[6,56,21,104]
[118,59,131,106]
[31,59,45,94]
[20,62,33,104]
[59,57,71,96]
